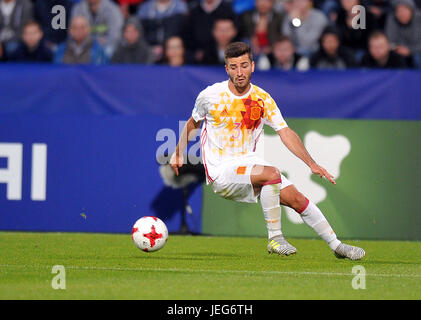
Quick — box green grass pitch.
[0,231,420,300]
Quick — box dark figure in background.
[0,40,6,61]
[202,17,239,65]
[360,31,407,68]
[161,35,189,66]
[8,20,53,62]
[155,154,205,234]
[112,17,154,64]
[335,0,379,62]
[33,0,73,48]
[361,0,391,29]
[184,0,236,63]
[268,35,309,70]
[238,0,284,56]
[137,0,188,62]
[385,0,421,68]
[310,26,355,69]
[0,0,33,55]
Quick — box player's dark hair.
[224,42,253,63]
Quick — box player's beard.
[230,73,251,92]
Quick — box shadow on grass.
[130,251,244,261]
[187,252,243,258]
[361,260,421,266]
[131,255,207,261]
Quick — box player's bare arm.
[170,116,202,176]
[277,127,336,185]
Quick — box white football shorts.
[211,155,292,203]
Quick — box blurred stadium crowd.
[0,0,420,69]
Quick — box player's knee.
[264,167,281,184]
[293,193,308,213]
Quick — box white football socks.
[299,200,341,251]
[260,182,283,239]
[260,181,341,250]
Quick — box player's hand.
[170,152,183,176]
[310,164,336,185]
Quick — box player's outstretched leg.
[253,166,296,256]
[280,185,365,261]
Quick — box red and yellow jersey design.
[192,80,288,182]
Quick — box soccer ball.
[131,216,168,252]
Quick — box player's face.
[225,54,255,91]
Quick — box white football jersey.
[192,80,288,183]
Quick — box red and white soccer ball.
[131,216,168,252]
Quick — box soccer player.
[170,42,365,260]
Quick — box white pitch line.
[0,264,420,279]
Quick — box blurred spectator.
[362,0,391,29]
[112,17,154,64]
[8,20,53,62]
[184,0,236,63]
[360,31,407,68]
[137,0,187,62]
[202,17,238,65]
[239,0,284,56]
[324,0,390,27]
[0,40,6,61]
[54,15,108,64]
[385,0,421,68]
[320,0,341,22]
[282,0,328,56]
[273,0,288,12]
[269,35,309,70]
[310,26,355,69]
[0,0,33,55]
[335,0,379,61]
[33,0,73,48]
[184,0,199,9]
[72,0,124,57]
[162,35,187,66]
[312,0,331,10]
